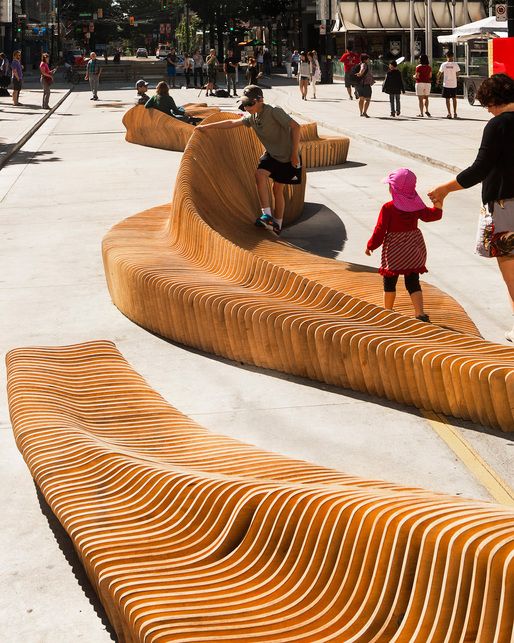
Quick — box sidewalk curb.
[273,86,464,176]
[0,88,73,171]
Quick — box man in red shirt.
[339,43,360,99]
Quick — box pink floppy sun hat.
[383,167,426,212]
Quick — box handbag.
[476,199,514,257]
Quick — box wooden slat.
[6,340,514,642]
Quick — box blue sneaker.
[255,213,274,231]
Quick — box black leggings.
[383,273,421,294]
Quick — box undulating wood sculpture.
[299,121,349,168]
[104,113,514,430]
[122,104,221,152]
[6,340,514,642]
[123,106,349,168]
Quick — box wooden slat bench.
[7,340,514,642]
[122,104,221,152]
[104,114,514,430]
[299,121,350,168]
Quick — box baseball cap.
[135,79,148,89]
[239,85,263,107]
[383,168,426,212]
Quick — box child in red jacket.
[366,168,443,322]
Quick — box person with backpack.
[354,53,374,117]
[382,59,405,117]
[339,43,360,100]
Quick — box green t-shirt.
[145,94,181,117]
[242,104,293,163]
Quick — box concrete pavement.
[1,82,513,640]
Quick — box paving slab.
[0,84,512,640]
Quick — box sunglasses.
[244,99,257,108]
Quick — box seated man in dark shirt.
[145,81,200,124]
[135,79,150,105]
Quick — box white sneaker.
[505,329,514,342]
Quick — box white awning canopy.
[437,16,508,43]
[334,1,485,32]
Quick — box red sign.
[160,23,165,34]
[489,37,514,79]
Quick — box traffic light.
[129,16,135,26]
[229,19,234,31]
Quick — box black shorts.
[257,152,302,185]
[344,71,354,87]
[356,83,372,99]
[12,78,22,91]
[442,86,457,98]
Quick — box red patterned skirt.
[379,229,428,277]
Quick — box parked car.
[136,47,149,58]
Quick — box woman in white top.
[297,51,311,100]
[309,50,321,99]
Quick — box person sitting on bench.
[145,81,199,124]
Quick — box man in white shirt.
[437,51,460,119]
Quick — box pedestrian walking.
[0,53,10,95]
[85,52,101,101]
[291,50,300,76]
[366,168,443,322]
[297,51,310,100]
[166,48,178,88]
[339,43,360,100]
[437,51,460,119]
[193,49,204,88]
[183,53,193,88]
[196,84,301,236]
[11,50,23,106]
[283,47,292,78]
[205,49,218,96]
[246,57,258,85]
[355,53,374,117]
[263,47,272,76]
[256,49,264,74]
[39,53,55,109]
[309,50,321,99]
[428,74,514,340]
[382,59,405,117]
[414,53,432,117]
[224,49,239,97]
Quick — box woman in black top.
[429,74,514,340]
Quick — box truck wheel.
[467,83,476,106]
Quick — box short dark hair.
[477,73,514,107]
[446,50,454,57]
[389,60,398,67]
[360,53,369,62]
[419,54,429,65]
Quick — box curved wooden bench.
[299,121,350,168]
[7,340,514,642]
[122,104,221,152]
[104,115,514,430]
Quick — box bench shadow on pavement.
[281,202,346,259]
[35,484,118,641]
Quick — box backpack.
[214,89,230,97]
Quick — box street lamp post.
[409,0,415,63]
[426,0,433,61]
